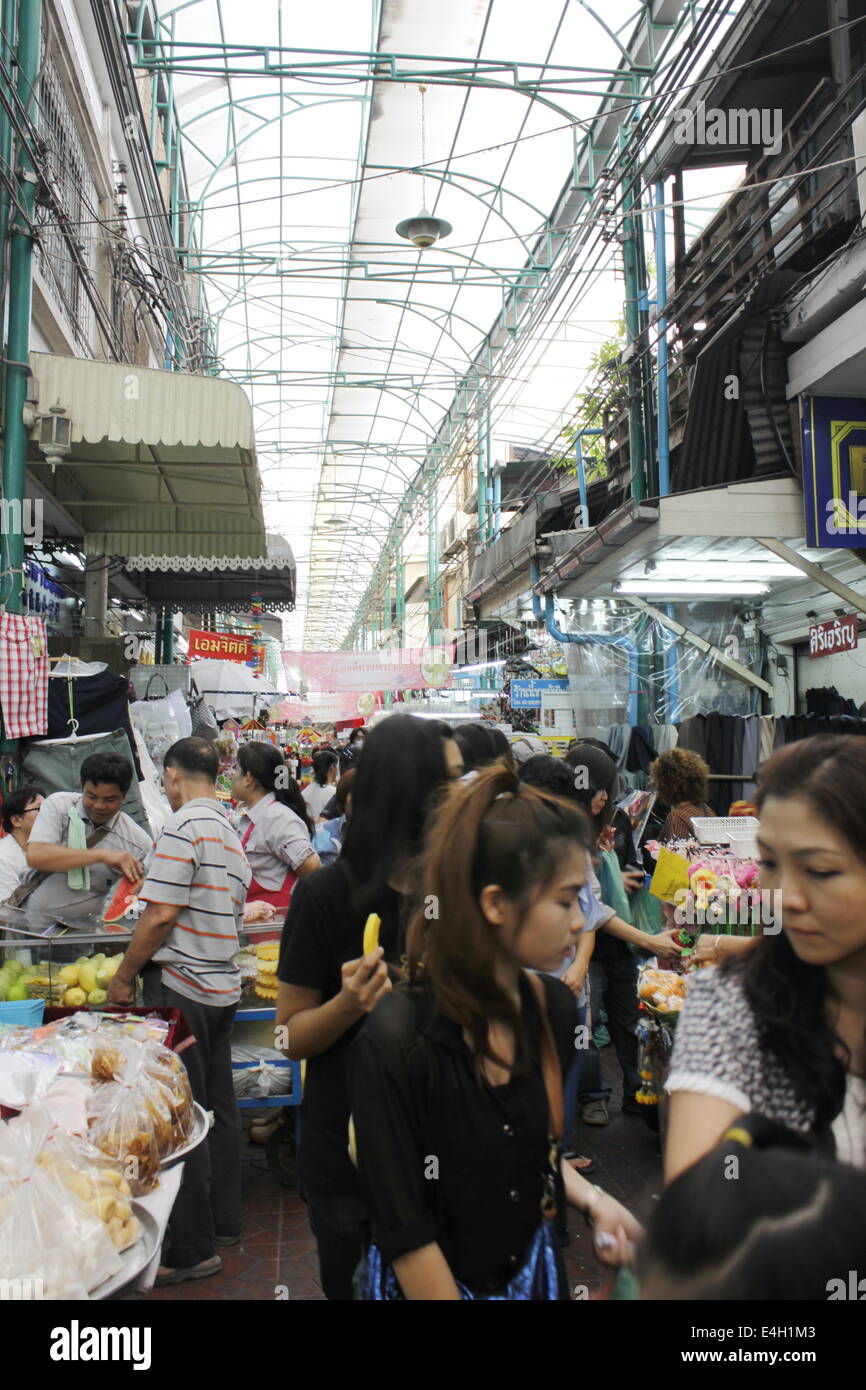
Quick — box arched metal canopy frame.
[124,0,707,647]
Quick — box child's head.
[641,1115,866,1300]
[409,763,591,1009]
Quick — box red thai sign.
[808,615,859,658]
[187,628,254,663]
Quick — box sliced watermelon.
[103,876,141,923]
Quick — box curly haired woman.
[650,747,712,842]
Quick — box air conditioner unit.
[439,516,463,559]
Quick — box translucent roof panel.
[151,0,695,645]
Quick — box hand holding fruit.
[339,950,391,1017]
[101,849,143,882]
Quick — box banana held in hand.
[362,913,381,957]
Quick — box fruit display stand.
[0,916,135,1013]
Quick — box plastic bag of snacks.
[36,1123,140,1253]
[87,1050,164,1195]
[87,1041,194,1193]
[0,1106,122,1298]
[139,1040,194,1154]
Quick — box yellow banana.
[362,913,381,957]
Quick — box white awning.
[26,352,266,558]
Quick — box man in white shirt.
[25,752,152,918]
[0,786,43,903]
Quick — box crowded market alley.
[0,0,865,1359]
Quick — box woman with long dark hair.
[232,742,321,917]
[276,714,463,1299]
[666,734,866,1179]
[347,765,641,1300]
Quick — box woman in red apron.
[232,743,322,923]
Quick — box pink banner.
[275,692,380,724]
[282,646,453,692]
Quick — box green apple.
[3,960,23,980]
[7,982,28,1001]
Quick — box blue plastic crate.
[0,999,45,1026]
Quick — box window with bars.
[34,51,95,350]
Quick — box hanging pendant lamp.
[395,85,452,249]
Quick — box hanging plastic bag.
[188,679,219,741]
[130,678,192,768]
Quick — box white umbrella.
[188,659,280,719]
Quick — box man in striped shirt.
[109,736,251,1285]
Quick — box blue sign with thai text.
[509,678,569,708]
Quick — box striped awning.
[26,352,266,559]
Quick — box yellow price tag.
[649,846,691,902]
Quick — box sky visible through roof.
[154,0,744,647]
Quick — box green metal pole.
[620,127,646,504]
[164,610,174,663]
[0,0,15,371]
[476,431,487,547]
[427,475,440,643]
[394,540,405,646]
[1,0,40,625]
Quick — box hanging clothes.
[44,669,142,779]
[606,724,632,767]
[676,714,707,757]
[739,715,762,802]
[21,730,151,834]
[759,717,776,762]
[626,726,658,775]
[653,725,679,754]
[0,613,48,738]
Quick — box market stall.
[634,815,766,1140]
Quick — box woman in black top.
[277,715,464,1300]
[348,765,641,1299]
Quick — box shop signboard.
[808,615,859,659]
[22,559,66,634]
[187,628,254,664]
[802,395,866,548]
[510,678,569,708]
